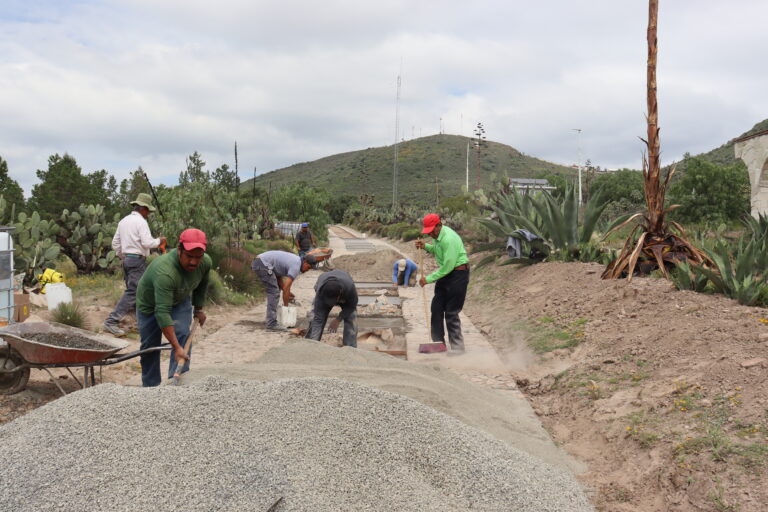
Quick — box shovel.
[172,318,200,385]
[416,244,448,354]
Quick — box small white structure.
[734,129,768,217]
[509,178,556,194]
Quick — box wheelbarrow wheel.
[0,345,30,395]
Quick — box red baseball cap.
[421,213,441,234]
[179,228,207,251]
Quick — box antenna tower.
[393,73,401,210]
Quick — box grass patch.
[625,411,661,448]
[51,302,89,329]
[523,317,587,354]
[67,273,123,303]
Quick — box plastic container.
[277,305,297,328]
[0,229,14,325]
[46,282,73,311]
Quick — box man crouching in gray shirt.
[306,269,358,347]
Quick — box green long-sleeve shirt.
[136,249,212,328]
[424,225,469,283]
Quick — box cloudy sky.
[1,0,766,194]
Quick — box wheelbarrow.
[0,322,171,396]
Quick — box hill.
[672,117,768,173]
[242,134,575,206]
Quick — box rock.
[740,358,766,369]
[758,333,768,343]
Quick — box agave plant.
[602,0,709,281]
[687,239,768,306]
[670,261,709,293]
[476,185,622,264]
[743,212,768,244]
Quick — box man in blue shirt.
[392,258,418,287]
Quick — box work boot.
[103,322,126,337]
[266,325,286,332]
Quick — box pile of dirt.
[464,259,768,512]
[332,248,404,282]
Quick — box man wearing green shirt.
[415,214,470,353]
[136,228,211,387]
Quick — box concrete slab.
[357,295,402,306]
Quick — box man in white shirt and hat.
[104,193,166,336]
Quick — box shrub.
[218,248,261,296]
[401,228,422,241]
[51,302,88,329]
[206,269,227,305]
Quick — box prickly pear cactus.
[10,209,62,285]
[56,204,119,273]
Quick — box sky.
[1,0,767,194]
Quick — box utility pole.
[572,128,583,204]
[392,73,401,210]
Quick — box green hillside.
[673,118,768,173]
[242,134,574,206]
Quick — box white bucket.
[46,282,73,311]
[277,305,297,327]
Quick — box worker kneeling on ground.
[415,214,469,353]
[305,269,358,348]
[393,257,417,287]
[136,228,211,387]
[252,250,315,331]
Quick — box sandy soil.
[464,258,768,512]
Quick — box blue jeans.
[137,298,193,387]
[106,256,146,325]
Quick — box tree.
[179,152,209,185]
[212,163,238,190]
[117,167,152,210]
[84,169,120,217]
[29,154,92,218]
[669,157,750,224]
[591,169,644,204]
[0,156,25,212]
[271,182,332,241]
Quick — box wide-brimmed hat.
[397,259,406,271]
[130,192,156,212]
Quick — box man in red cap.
[415,214,470,353]
[135,228,212,386]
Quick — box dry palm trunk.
[602,0,710,281]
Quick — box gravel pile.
[23,332,113,350]
[0,377,593,511]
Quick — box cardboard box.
[13,293,30,323]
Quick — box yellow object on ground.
[37,269,65,294]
